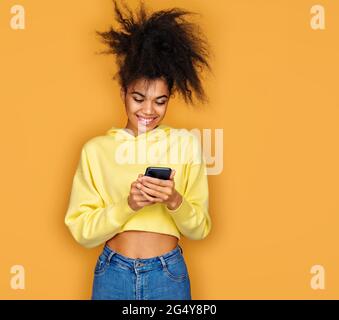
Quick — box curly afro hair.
[95,0,212,106]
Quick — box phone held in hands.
[144,167,172,180]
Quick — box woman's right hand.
[127,174,155,211]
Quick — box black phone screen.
[144,167,172,180]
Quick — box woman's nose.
[142,101,155,113]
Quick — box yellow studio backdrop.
[0,0,338,299]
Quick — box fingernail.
[137,183,141,188]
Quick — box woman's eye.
[133,98,166,105]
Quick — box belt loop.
[178,244,183,254]
[107,251,116,264]
[159,256,167,269]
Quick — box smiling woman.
[121,77,170,136]
[64,0,213,300]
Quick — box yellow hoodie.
[64,123,212,248]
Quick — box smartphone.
[144,167,172,180]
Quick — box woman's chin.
[135,122,158,131]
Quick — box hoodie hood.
[106,123,172,140]
[104,123,198,166]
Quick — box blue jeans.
[91,243,191,300]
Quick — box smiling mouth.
[136,115,158,125]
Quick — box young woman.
[65,0,213,300]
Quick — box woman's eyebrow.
[131,91,168,99]
[156,95,168,99]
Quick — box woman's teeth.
[137,116,157,125]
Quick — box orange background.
[0,0,338,299]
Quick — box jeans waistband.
[102,243,184,271]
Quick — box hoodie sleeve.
[64,144,137,249]
[165,134,212,240]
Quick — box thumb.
[170,169,176,180]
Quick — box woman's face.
[121,77,170,136]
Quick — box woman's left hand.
[136,169,182,210]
